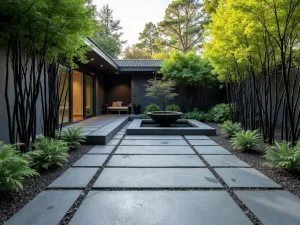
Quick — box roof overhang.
[119,67,161,72]
[84,38,119,70]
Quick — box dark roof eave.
[119,67,161,72]
[84,38,119,70]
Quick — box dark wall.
[131,73,156,113]
[95,74,105,115]
[0,51,44,143]
[104,74,131,106]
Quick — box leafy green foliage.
[220,121,242,138]
[182,111,211,122]
[145,79,178,113]
[30,137,69,170]
[231,130,261,151]
[160,51,215,85]
[0,142,38,192]
[209,104,231,123]
[265,142,300,171]
[166,105,181,112]
[123,45,151,59]
[58,127,86,149]
[143,104,161,119]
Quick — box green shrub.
[182,111,211,122]
[265,142,300,171]
[209,104,231,123]
[143,104,161,119]
[220,121,242,138]
[166,104,180,112]
[30,137,69,170]
[0,142,38,192]
[231,130,260,151]
[58,127,86,149]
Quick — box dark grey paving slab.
[107,155,204,167]
[189,139,218,146]
[124,135,183,140]
[115,146,195,155]
[87,146,115,154]
[48,168,98,188]
[106,139,120,145]
[69,191,252,225]
[194,146,232,155]
[93,168,222,188]
[120,139,188,146]
[215,168,281,188]
[203,155,250,167]
[235,191,300,225]
[184,135,210,140]
[73,155,108,167]
[4,191,81,225]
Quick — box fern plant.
[0,142,38,192]
[265,142,300,170]
[58,127,86,149]
[142,104,160,119]
[220,121,242,138]
[30,137,69,170]
[231,130,260,151]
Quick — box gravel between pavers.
[206,122,300,198]
[0,145,93,224]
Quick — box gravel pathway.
[207,122,300,198]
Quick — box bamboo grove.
[1,0,95,152]
[204,0,300,144]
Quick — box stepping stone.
[184,135,210,140]
[194,146,231,155]
[5,191,81,225]
[106,139,120,145]
[87,146,115,154]
[113,134,123,139]
[107,155,204,167]
[215,168,281,188]
[93,168,222,188]
[202,155,250,167]
[189,140,218,146]
[125,135,183,140]
[235,191,300,225]
[115,146,195,155]
[73,155,108,167]
[69,191,253,225]
[120,139,188,146]
[48,168,98,188]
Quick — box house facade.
[0,38,225,143]
[0,38,162,143]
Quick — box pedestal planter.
[134,105,140,114]
[147,111,183,127]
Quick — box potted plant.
[133,100,140,114]
[144,78,182,126]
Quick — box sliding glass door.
[85,75,94,117]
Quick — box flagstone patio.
[4,122,300,225]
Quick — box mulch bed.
[0,145,93,224]
[207,122,300,198]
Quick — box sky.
[93,0,173,47]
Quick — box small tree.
[145,79,178,113]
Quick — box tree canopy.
[92,4,126,58]
[123,45,152,59]
[158,0,208,53]
[160,51,214,85]
[136,22,160,55]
